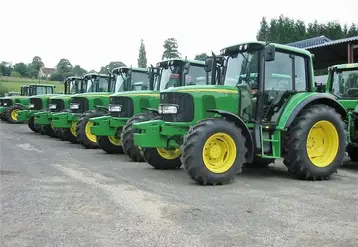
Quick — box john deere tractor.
[90,59,207,159]
[324,63,358,162]
[16,85,58,131]
[0,86,29,121]
[132,41,348,185]
[51,72,115,144]
[33,76,85,138]
[2,84,56,124]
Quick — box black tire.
[97,136,124,154]
[182,118,248,185]
[121,112,157,162]
[43,124,57,137]
[6,105,25,124]
[56,128,66,140]
[243,157,275,168]
[347,145,358,162]
[283,104,346,180]
[142,148,182,169]
[28,116,41,133]
[63,127,78,144]
[76,110,104,149]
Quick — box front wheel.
[97,135,124,154]
[182,118,248,185]
[76,110,104,149]
[283,104,346,180]
[142,148,182,169]
[121,112,157,162]
[28,116,41,133]
[6,105,25,124]
[63,121,79,144]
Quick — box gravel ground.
[0,122,357,247]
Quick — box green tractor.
[5,92,20,96]
[0,85,29,121]
[2,84,56,124]
[32,76,86,138]
[51,72,113,144]
[16,85,58,130]
[132,41,347,185]
[90,58,207,159]
[324,63,358,162]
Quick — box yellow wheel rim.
[85,121,97,143]
[306,120,339,168]
[11,109,19,121]
[108,136,121,146]
[202,132,237,173]
[156,148,181,160]
[70,121,77,137]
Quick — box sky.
[1,0,357,72]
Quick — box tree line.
[1,16,357,82]
[257,15,358,44]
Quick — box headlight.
[109,104,122,112]
[49,104,57,109]
[29,104,35,109]
[3,102,7,106]
[70,103,79,109]
[158,104,178,114]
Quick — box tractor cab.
[110,67,149,93]
[64,76,86,94]
[28,84,56,96]
[20,86,30,96]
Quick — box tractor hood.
[71,92,112,98]
[50,94,72,100]
[29,94,60,99]
[110,90,159,97]
[161,84,238,94]
[2,96,31,100]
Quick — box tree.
[256,17,270,41]
[13,62,28,77]
[72,65,87,76]
[10,71,21,78]
[194,53,208,61]
[99,61,126,74]
[89,69,97,73]
[27,56,44,78]
[161,38,181,60]
[137,39,147,68]
[56,58,73,74]
[0,62,13,76]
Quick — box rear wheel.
[283,104,346,180]
[43,123,57,137]
[76,110,104,149]
[121,112,157,162]
[142,148,182,169]
[6,105,25,124]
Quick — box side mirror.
[204,58,213,73]
[184,63,190,74]
[265,45,275,62]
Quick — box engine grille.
[4,99,13,107]
[160,92,194,122]
[30,98,43,110]
[109,96,134,117]
[70,97,89,114]
[50,99,65,112]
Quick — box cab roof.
[221,41,313,58]
[329,63,358,70]
[83,73,109,79]
[157,58,205,66]
[111,66,147,74]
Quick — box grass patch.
[0,76,64,93]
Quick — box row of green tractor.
[2,41,358,186]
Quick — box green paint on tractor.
[324,63,358,162]
[132,41,348,185]
[88,58,207,157]
[1,84,56,124]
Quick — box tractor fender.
[14,103,26,108]
[141,107,159,115]
[284,94,347,129]
[94,105,109,113]
[207,109,254,163]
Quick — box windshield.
[86,77,109,92]
[332,69,358,98]
[21,87,29,96]
[66,80,78,94]
[33,86,53,95]
[225,50,259,89]
[111,74,125,92]
[158,63,207,90]
[131,71,150,91]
